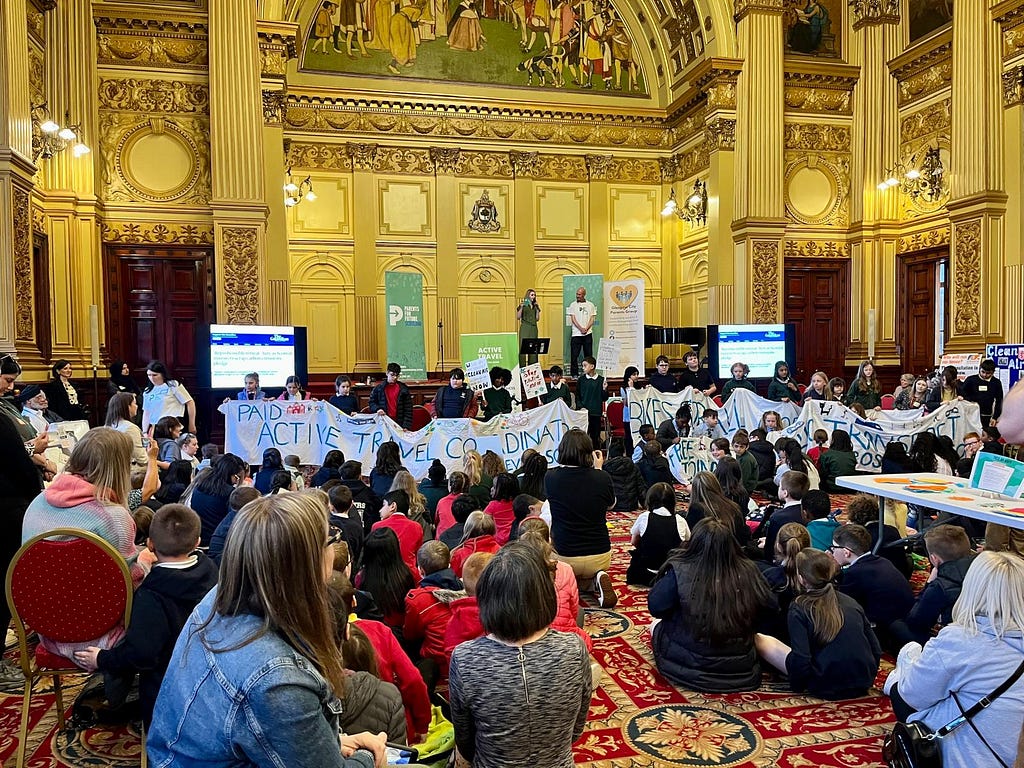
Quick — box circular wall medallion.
[785,158,842,225]
[117,122,200,202]
[624,705,761,766]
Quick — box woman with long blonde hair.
[756,548,880,700]
[149,492,388,767]
[389,469,431,536]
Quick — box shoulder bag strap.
[932,657,1024,740]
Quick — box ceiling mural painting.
[909,0,952,44]
[785,0,841,58]
[300,0,649,94]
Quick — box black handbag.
[883,658,1024,768]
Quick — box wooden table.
[836,472,1024,532]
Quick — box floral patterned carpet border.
[0,507,896,767]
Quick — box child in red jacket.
[483,473,518,545]
[450,511,501,577]
[443,551,495,665]
[404,541,464,681]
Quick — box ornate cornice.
[993,0,1024,62]
[101,221,214,245]
[509,151,540,178]
[258,20,299,79]
[95,16,208,70]
[784,123,851,152]
[98,77,209,114]
[1004,65,1024,107]
[783,63,859,116]
[584,154,613,181]
[897,226,950,254]
[899,98,951,148]
[691,58,743,112]
[262,89,287,126]
[659,156,679,182]
[849,0,899,30]
[706,118,735,151]
[784,240,850,259]
[285,93,671,151]
[429,147,462,174]
[346,143,379,171]
[733,0,786,23]
[888,29,953,106]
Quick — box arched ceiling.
[276,0,736,109]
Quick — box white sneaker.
[594,570,617,609]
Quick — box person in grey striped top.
[449,543,593,768]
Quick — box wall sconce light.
[283,167,316,207]
[878,146,946,203]
[31,103,89,161]
[662,179,708,225]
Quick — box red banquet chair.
[411,405,432,431]
[605,400,625,452]
[5,529,136,768]
[881,394,896,410]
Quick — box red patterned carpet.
[0,506,898,767]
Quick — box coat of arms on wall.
[468,190,501,232]
[301,0,648,94]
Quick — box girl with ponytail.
[755,549,881,700]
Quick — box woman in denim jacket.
[148,492,388,768]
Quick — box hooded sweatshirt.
[21,473,146,661]
[444,596,484,663]
[97,553,218,724]
[405,569,466,670]
[450,534,501,577]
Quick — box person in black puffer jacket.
[603,454,645,512]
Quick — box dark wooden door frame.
[783,258,851,382]
[897,247,949,377]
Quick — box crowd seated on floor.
[0,353,1022,768]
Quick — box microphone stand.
[437,321,445,373]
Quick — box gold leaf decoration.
[222,227,260,325]
[953,220,982,336]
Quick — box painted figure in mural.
[788,0,828,54]
[387,0,427,72]
[581,1,607,89]
[337,0,370,56]
[311,1,337,52]
[601,9,636,91]
[448,0,486,51]
[367,0,397,50]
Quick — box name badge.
[978,385,988,391]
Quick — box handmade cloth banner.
[220,399,586,478]
[602,279,645,372]
[767,398,984,472]
[385,271,427,379]
[627,386,802,443]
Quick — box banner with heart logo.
[602,279,645,373]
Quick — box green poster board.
[384,271,427,380]
[459,332,520,370]
[562,274,605,373]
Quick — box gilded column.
[430,146,461,369]
[848,0,900,364]
[0,0,34,355]
[210,0,269,324]
[510,149,539,308]
[349,143,379,374]
[946,0,1006,350]
[1002,64,1024,341]
[585,154,612,280]
[732,1,786,322]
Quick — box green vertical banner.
[562,274,605,371]
[385,271,427,380]
[459,332,520,370]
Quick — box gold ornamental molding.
[783,62,859,116]
[288,143,353,171]
[284,94,672,151]
[993,0,1024,62]
[678,141,710,178]
[691,58,743,113]
[607,158,661,184]
[346,143,379,171]
[733,0,786,22]
[31,205,46,235]
[783,152,850,227]
[429,147,462,174]
[95,16,208,70]
[12,189,33,343]
[784,240,850,259]
[98,78,209,114]
[536,155,588,182]
[899,98,951,149]
[953,220,983,336]
[849,0,899,29]
[706,118,735,151]
[257,20,299,79]
[1004,66,1024,107]
[750,240,781,323]
[784,123,851,152]
[897,226,950,253]
[888,29,952,107]
[101,221,214,245]
[659,156,679,182]
[509,151,541,178]
[263,89,288,126]
[585,154,614,181]
[222,227,261,325]
[375,148,434,175]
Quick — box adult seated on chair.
[21,427,154,664]
[148,492,389,767]
[74,504,218,726]
[884,551,1024,768]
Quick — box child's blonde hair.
[462,552,495,595]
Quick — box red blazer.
[450,534,501,578]
[355,618,432,743]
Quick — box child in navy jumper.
[329,375,359,414]
[74,504,218,725]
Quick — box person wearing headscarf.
[108,360,143,419]
[16,384,64,435]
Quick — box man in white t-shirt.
[565,286,597,377]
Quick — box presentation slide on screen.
[210,325,296,389]
[716,324,787,378]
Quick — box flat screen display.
[209,325,299,389]
[709,324,794,379]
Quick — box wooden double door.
[783,259,850,383]
[898,248,949,377]
[104,246,215,386]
